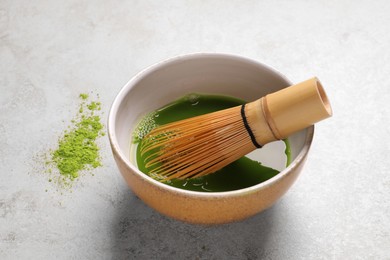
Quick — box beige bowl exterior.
[108,53,314,225]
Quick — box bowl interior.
[112,54,309,179]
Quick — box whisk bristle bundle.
[139,106,256,180]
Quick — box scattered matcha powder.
[79,93,89,100]
[48,93,105,182]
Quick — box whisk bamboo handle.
[245,77,332,146]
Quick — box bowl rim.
[108,52,314,198]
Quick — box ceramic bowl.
[108,53,313,224]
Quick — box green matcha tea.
[132,93,291,192]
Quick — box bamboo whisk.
[141,77,332,181]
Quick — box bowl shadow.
[110,187,285,259]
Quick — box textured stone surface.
[0,0,389,259]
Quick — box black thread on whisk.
[241,104,262,148]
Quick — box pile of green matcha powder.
[49,93,105,181]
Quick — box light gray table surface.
[1,1,389,259]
